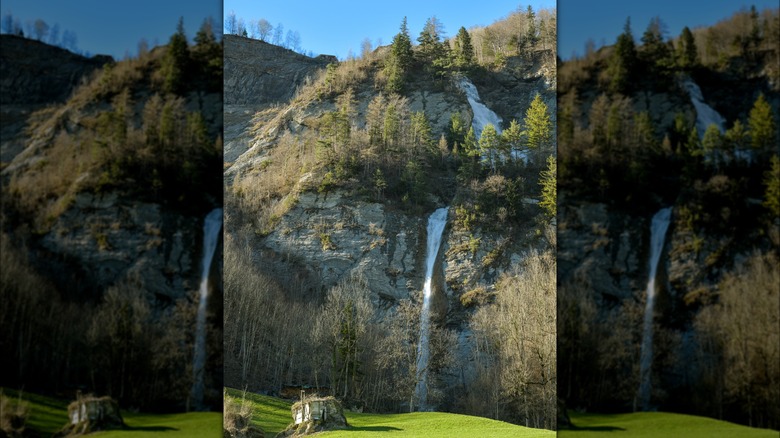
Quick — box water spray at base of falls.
[637,207,672,411]
[414,207,449,411]
[190,208,223,409]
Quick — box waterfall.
[681,78,749,164]
[682,79,726,137]
[455,76,521,168]
[456,77,503,138]
[414,207,449,411]
[637,207,672,411]
[190,208,223,409]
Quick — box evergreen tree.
[748,93,777,151]
[608,18,637,94]
[453,26,474,69]
[701,123,723,167]
[366,94,386,146]
[162,17,190,95]
[525,93,553,164]
[725,119,749,159]
[373,168,387,200]
[525,6,537,48]
[764,155,780,217]
[463,126,478,159]
[633,111,657,150]
[448,111,466,152]
[676,26,698,69]
[192,18,222,92]
[640,16,672,70]
[418,16,450,81]
[391,17,413,71]
[501,119,524,163]
[417,16,445,63]
[410,111,433,159]
[539,155,556,218]
[386,17,413,93]
[478,124,500,173]
[383,104,400,149]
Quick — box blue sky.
[0,1,222,59]
[224,0,556,60]
[559,0,780,60]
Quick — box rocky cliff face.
[223,35,334,164]
[0,35,112,105]
[224,35,335,107]
[1,36,222,303]
[0,35,112,164]
[34,192,203,301]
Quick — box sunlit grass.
[226,387,554,437]
[560,411,778,438]
[1,388,221,437]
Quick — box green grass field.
[560,411,779,438]
[1,388,221,437]
[226,387,554,437]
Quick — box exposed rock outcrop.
[224,35,332,107]
[0,35,111,105]
[36,192,204,301]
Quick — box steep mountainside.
[224,9,558,429]
[557,8,779,429]
[0,35,111,164]
[1,30,223,411]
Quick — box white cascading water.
[680,79,750,164]
[681,79,726,137]
[190,208,223,409]
[414,206,449,411]
[637,207,672,411]
[456,77,503,139]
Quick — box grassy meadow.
[225,387,554,438]
[560,411,779,438]
[1,388,221,437]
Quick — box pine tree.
[539,155,556,218]
[453,26,474,70]
[448,112,466,152]
[525,93,552,164]
[608,18,637,94]
[676,26,698,69]
[725,119,749,159]
[391,17,413,71]
[162,17,190,95]
[701,123,723,167]
[763,155,780,217]
[748,93,777,151]
[373,168,387,200]
[525,6,537,48]
[501,119,523,163]
[411,111,433,159]
[463,126,478,159]
[640,16,672,70]
[192,18,222,92]
[479,124,500,173]
[418,17,445,63]
[386,17,413,93]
